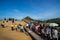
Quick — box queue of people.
[25,22,59,40]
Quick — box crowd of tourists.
[1,21,24,32]
[25,22,59,40]
[1,21,59,40]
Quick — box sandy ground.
[0,26,32,40]
[0,21,32,40]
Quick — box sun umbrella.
[49,23,59,27]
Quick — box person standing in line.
[38,24,42,36]
[32,23,35,32]
[41,27,46,39]
[26,23,29,28]
[35,24,40,34]
[17,24,21,31]
[52,27,58,40]
[29,22,34,30]
[45,26,51,40]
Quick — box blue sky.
[0,0,60,20]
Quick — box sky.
[0,0,60,20]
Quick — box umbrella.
[49,23,59,27]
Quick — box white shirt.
[26,24,29,26]
[46,27,51,34]
[53,29,58,38]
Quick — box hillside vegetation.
[22,16,60,26]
